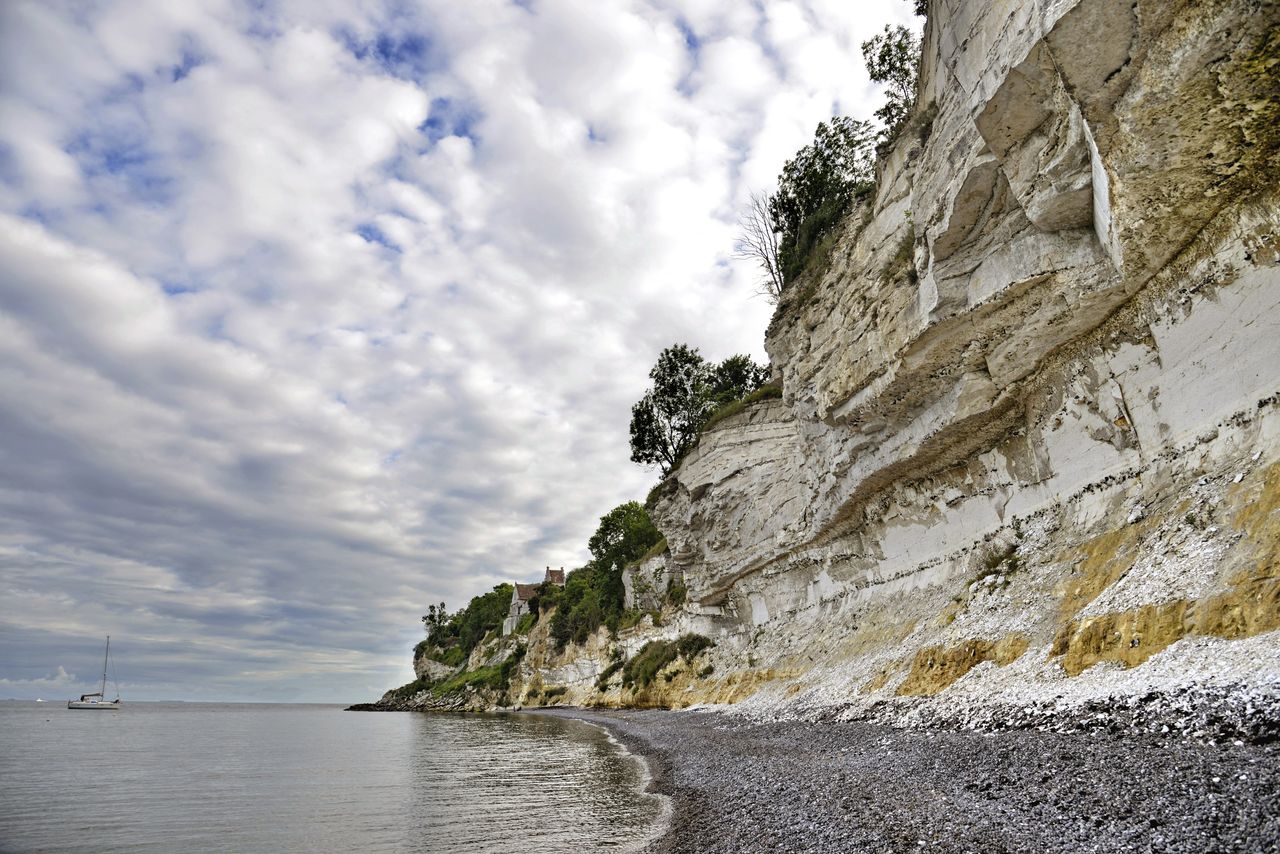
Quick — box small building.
[501,567,567,635]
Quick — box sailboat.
[67,636,121,710]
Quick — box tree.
[733,191,785,304]
[861,24,921,138]
[589,502,661,572]
[629,344,715,473]
[422,601,448,643]
[709,355,770,408]
[768,116,877,284]
[629,346,769,473]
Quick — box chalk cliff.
[380,0,1280,735]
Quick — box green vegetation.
[541,501,664,649]
[430,664,504,696]
[770,117,877,285]
[621,634,715,689]
[387,676,434,701]
[596,657,627,691]
[416,583,514,671]
[633,536,668,566]
[880,224,916,284]
[428,644,526,698]
[737,1,923,297]
[665,579,687,607]
[701,383,783,433]
[429,645,468,668]
[971,542,1023,591]
[617,609,658,631]
[862,24,921,141]
[630,345,770,473]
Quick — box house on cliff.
[501,567,565,635]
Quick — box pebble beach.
[542,707,1280,853]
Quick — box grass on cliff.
[622,634,715,689]
[429,644,526,697]
[701,384,783,433]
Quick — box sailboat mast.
[101,636,109,697]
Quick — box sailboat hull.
[67,700,120,710]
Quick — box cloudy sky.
[0,0,916,702]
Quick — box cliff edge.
[370,0,1280,739]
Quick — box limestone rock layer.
[403,0,1280,727]
[630,0,1280,722]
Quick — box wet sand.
[539,707,1280,853]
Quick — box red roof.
[544,568,566,585]
[514,583,539,601]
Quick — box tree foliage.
[421,601,449,644]
[629,345,769,473]
[424,584,513,659]
[544,501,663,648]
[767,117,877,285]
[861,24,921,138]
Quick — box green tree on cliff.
[768,116,877,284]
[548,501,663,648]
[629,345,768,473]
[862,24,921,138]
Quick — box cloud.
[0,0,917,701]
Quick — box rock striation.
[370,0,1280,737]
[640,0,1280,731]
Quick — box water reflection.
[408,712,664,853]
[0,703,662,854]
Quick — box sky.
[0,0,917,703]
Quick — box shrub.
[596,658,627,691]
[621,634,715,689]
[770,117,877,286]
[880,224,916,284]
[701,384,782,433]
[631,536,668,567]
[425,583,514,663]
[550,501,667,649]
[666,579,687,607]
[429,645,467,667]
[388,677,434,701]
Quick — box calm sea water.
[0,701,666,853]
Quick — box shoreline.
[536,707,1280,853]
[573,716,675,854]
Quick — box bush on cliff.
[769,117,877,286]
[622,634,715,689]
[420,583,514,664]
[545,501,665,649]
[630,345,769,474]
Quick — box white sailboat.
[67,636,121,710]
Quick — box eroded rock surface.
[637,0,1280,731]
[374,0,1280,735]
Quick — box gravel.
[540,707,1280,853]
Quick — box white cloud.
[0,0,919,701]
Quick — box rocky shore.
[541,707,1280,854]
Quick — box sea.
[0,701,667,853]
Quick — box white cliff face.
[640,0,1280,721]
